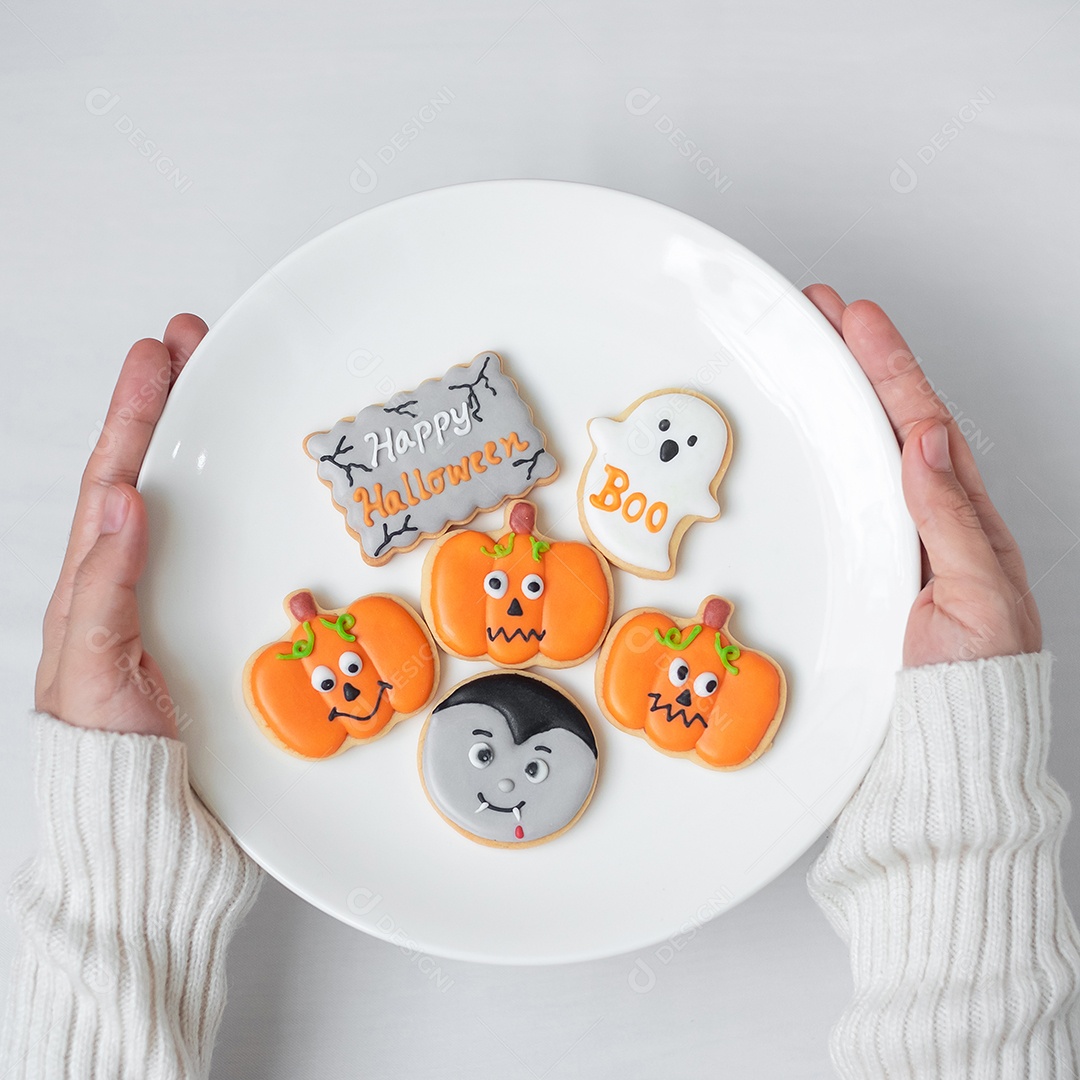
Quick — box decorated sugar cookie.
[422,500,613,670]
[243,590,439,759]
[578,389,732,578]
[418,672,599,848]
[596,597,785,770]
[305,351,558,565]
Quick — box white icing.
[580,392,729,574]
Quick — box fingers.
[163,313,209,386]
[61,484,147,686]
[902,421,1002,586]
[839,299,1034,608]
[803,284,846,334]
[839,300,950,443]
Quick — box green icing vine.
[277,621,314,660]
[481,534,515,559]
[653,624,702,650]
[714,634,741,675]
[320,612,357,642]
[529,536,550,561]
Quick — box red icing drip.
[703,598,732,630]
[515,825,524,839]
[508,501,536,535]
[289,591,319,622]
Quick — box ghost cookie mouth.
[328,680,393,723]
[475,791,526,820]
[647,692,707,730]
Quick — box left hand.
[35,315,209,737]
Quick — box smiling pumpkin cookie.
[243,589,439,759]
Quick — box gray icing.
[421,701,597,845]
[305,352,558,561]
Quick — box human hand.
[804,285,1041,667]
[35,315,210,737]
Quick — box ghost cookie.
[305,351,559,565]
[418,671,599,847]
[422,500,614,670]
[243,590,439,759]
[577,389,732,578]
[596,596,785,770]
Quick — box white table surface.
[1,1,1078,1076]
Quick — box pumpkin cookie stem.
[508,501,537,534]
[703,597,732,629]
[289,591,319,622]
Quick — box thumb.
[64,483,148,674]
[902,420,1000,585]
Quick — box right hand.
[804,285,1041,667]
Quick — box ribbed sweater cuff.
[1,713,262,1080]
[809,651,1080,1078]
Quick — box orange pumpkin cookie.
[595,596,786,770]
[422,501,614,670]
[243,589,439,759]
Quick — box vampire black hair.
[433,673,598,757]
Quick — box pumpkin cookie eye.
[338,651,363,677]
[311,665,336,692]
[668,658,690,687]
[483,571,509,599]
[524,758,549,783]
[469,742,494,768]
[693,671,719,697]
[521,573,544,599]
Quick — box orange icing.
[246,592,438,758]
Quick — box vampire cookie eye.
[311,665,336,692]
[338,651,363,677]
[668,658,690,687]
[524,758,549,783]
[693,671,719,697]
[521,573,544,598]
[468,742,494,768]
[483,571,509,599]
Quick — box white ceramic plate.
[139,180,919,965]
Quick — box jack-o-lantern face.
[423,501,613,669]
[597,597,786,769]
[244,590,439,759]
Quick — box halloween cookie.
[418,671,599,848]
[243,590,439,759]
[305,351,559,565]
[422,500,613,670]
[595,597,785,770]
[578,389,732,578]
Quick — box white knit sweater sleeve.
[809,651,1080,1078]
[0,713,262,1080]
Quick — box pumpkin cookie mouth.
[475,792,526,819]
[486,627,546,644]
[647,693,707,731]
[328,680,393,723]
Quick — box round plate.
[139,180,919,965]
